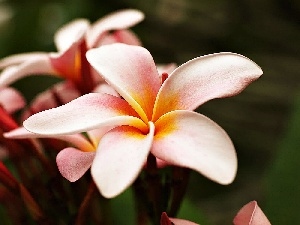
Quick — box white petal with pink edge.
[56,147,95,182]
[0,56,56,87]
[91,122,154,198]
[54,19,90,52]
[153,52,263,121]
[23,93,147,135]
[87,9,144,48]
[86,44,161,122]
[4,127,94,152]
[152,110,237,185]
[0,52,49,68]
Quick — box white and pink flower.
[9,43,262,198]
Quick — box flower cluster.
[0,8,268,225]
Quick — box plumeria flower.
[20,43,262,198]
[0,9,144,94]
[161,201,271,225]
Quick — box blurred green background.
[0,0,299,224]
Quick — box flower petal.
[23,93,147,135]
[97,29,142,46]
[4,127,40,139]
[87,9,144,47]
[91,122,154,198]
[86,44,161,122]
[49,40,83,82]
[152,110,237,185]
[0,87,25,113]
[56,147,95,182]
[0,55,56,87]
[4,127,94,152]
[153,52,263,121]
[233,201,271,225]
[0,52,49,68]
[54,19,90,52]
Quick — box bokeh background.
[0,0,299,224]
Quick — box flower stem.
[167,167,190,216]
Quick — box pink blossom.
[21,43,262,198]
[0,9,144,94]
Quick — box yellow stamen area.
[72,50,82,83]
[153,112,177,140]
[152,92,180,122]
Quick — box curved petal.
[97,29,142,46]
[4,126,40,139]
[0,55,56,87]
[56,147,95,182]
[23,93,147,135]
[87,9,144,47]
[233,201,271,225]
[0,52,49,68]
[153,52,263,121]
[0,87,25,113]
[4,127,94,152]
[152,110,237,185]
[49,39,84,82]
[91,122,154,198]
[54,19,90,52]
[86,44,161,122]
